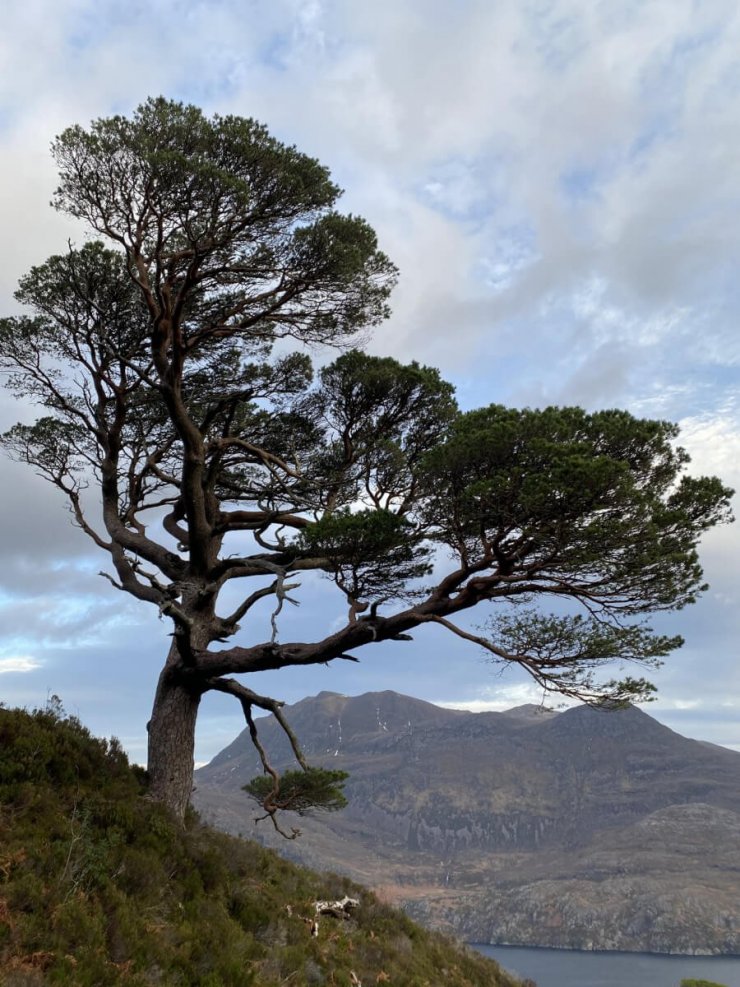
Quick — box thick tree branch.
[214,509,311,534]
[194,570,645,677]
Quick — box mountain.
[194,691,740,955]
[0,702,515,986]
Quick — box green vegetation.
[680,980,729,987]
[0,703,520,986]
[244,767,349,816]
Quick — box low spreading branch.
[205,676,310,838]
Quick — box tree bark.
[146,643,203,820]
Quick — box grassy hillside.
[0,702,521,987]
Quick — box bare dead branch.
[223,579,300,630]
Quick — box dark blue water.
[472,943,740,987]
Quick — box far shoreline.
[470,942,740,958]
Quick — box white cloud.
[0,655,42,674]
[437,682,575,713]
[679,410,740,485]
[652,697,702,712]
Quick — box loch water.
[471,943,740,987]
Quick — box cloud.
[678,408,740,484]
[0,655,42,674]
[437,682,573,713]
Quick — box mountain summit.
[195,691,740,954]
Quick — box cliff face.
[194,692,740,954]
[406,802,740,954]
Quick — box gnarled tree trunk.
[146,642,204,820]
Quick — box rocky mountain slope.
[194,691,740,954]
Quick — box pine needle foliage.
[244,767,349,815]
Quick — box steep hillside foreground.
[195,692,740,955]
[0,704,518,986]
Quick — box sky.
[0,0,738,765]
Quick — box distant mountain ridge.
[194,691,740,954]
